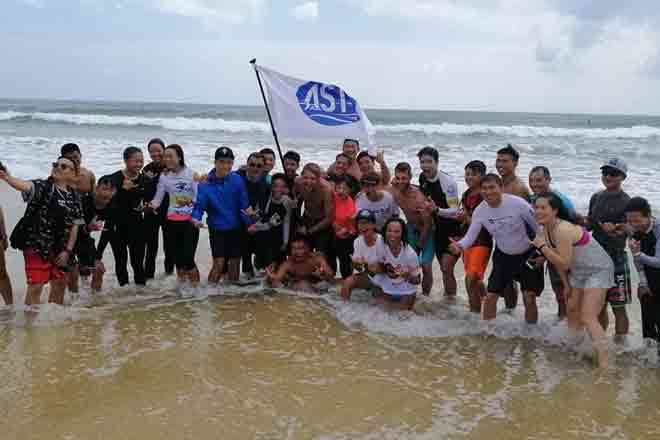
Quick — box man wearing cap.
[192,147,252,284]
[340,209,386,300]
[355,172,400,231]
[587,157,632,340]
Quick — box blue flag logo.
[297,81,361,126]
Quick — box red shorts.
[24,249,65,285]
[463,246,491,281]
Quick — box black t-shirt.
[238,169,271,213]
[107,170,146,224]
[588,190,630,255]
[419,172,461,237]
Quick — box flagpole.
[250,59,285,166]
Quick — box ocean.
[1,98,660,212]
[1,98,659,439]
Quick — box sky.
[2,0,660,115]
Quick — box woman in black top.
[142,138,173,279]
[106,147,147,286]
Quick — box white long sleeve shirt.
[457,194,537,255]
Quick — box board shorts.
[463,246,491,281]
[209,228,243,259]
[606,251,632,309]
[406,224,435,266]
[487,247,544,297]
[24,249,66,285]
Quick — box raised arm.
[0,169,32,193]
[376,151,391,186]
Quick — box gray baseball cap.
[601,158,628,176]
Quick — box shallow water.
[1,276,659,440]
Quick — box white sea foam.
[2,110,660,138]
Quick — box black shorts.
[487,247,544,296]
[606,251,632,308]
[74,231,96,270]
[209,228,243,259]
[434,219,461,258]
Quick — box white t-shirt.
[373,244,420,296]
[355,191,400,230]
[353,234,386,264]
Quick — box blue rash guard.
[192,170,252,231]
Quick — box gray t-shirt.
[355,191,400,230]
[588,190,630,255]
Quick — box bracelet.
[538,244,547,251]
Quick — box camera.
[526,248,543,270]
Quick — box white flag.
[255,64,375,153]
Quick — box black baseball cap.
[215,146,235,160]
[356,209,376,223]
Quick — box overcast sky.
[2,0,660,114]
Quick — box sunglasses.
[52,162,72,171]
[248,162,263,169]
[602,168,623,177]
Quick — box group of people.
[0,138,659,369]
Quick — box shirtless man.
[496,144,531,309]
[327,139,362,180]
[326,153,360,197]
[265,235,335,292]
[61,143,96,194]
[296,163,335,264]
[61,143,96,293]
[388,162,435,296]
[496,144,530,201]
[356,151,391,188]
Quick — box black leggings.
[164,220,199,272]
[144,212,173,279]
[334,235,356,279]
[110,219,146,286]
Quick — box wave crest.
[1,110,659,139]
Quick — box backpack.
[10,183,56,250]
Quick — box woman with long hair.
[532,192,613,369]
[371,217,421,310]
[149,144,199,285]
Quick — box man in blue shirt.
[529,165,577,319]
[192,147,252,283]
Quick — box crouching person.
[265,235,335,293]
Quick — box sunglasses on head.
[602,168,623,177]
[52,162,72,171]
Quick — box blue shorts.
[406,225,435,266]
